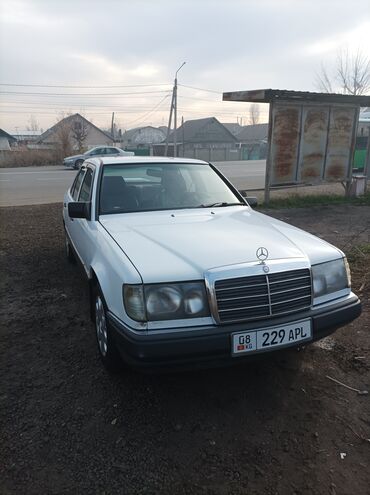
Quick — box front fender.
[89,222,143,323]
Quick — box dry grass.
[0,149,58,167]
[259,191,370,209]
[347,243,370,294]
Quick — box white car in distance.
[63,156,361,371]
[63,146,134,169]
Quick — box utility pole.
[164,91,175,156]
[181,116,184,157]
[111,112,115,140]
[165,62,186,157]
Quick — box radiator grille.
[215,268,312,323]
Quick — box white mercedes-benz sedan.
[63,156,361,371]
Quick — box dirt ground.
[0,203,369,495]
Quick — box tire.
[65,235,76,264]
[74,159,84,170]
[94,285,122,372]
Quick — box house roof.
[0,128,17,142]
[236,123,269,143]
[167,117,237,143]
[38,113,113,143]
[123,126,165,140]
[223,123,244,137]
[12,130,42,139]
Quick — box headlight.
[146,286,182,317]
[123,282,209,322]
[312,258,350,301]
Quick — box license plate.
[232,319,312,356]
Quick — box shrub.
[0,149,58,168]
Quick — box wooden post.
[364,127,370,181]
[345,106,360,198]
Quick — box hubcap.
[95,295,108,357]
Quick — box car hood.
[99,207,342,283]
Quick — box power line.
[0,81,269,128]
[0,100,171,109]
[0,82,171,89]
[124,94,170,127]
[0,110,118,115]
[178,107,269,117]
[0,109,171,115]
[0,82,221,94]
[178,84,221,94]
[0,90,171,97]
[178,94,224,103]
[1,95,172,121]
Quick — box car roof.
[85,156,209,167]
[87,145,120,151]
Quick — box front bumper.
[108,294,361,370]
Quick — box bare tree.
[71,118,88,151]
[26,114,40,132]
[317,48,370,95]
[249,103,260,125]
[54,113,73,158]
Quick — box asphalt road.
[0,160,266,207]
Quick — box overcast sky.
[1,0,369,133]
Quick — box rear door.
[89,147,107,157]
[70,166,96,272]
[106,147,121,156]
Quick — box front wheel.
[65,235,75,263]
[94,286,122,372]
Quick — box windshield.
[99,163,243,214]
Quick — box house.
[121,126,166,149]
[0,128,17,150]
[223,123,244,138]
[158,126,168,135]
[161,117,238,161]
[11,130,42,146]
[236,123,269,160]
[37,113,113,150]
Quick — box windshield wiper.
[199,202,245,208]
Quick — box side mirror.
[239,190,258,207]
[68,202,91,220]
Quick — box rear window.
[78,168,94,202]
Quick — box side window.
[89,148,105,156]
[78,168,94,202]
[71,169,86,200]
[107,147,118,154]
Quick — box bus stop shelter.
[223,89,370,203]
